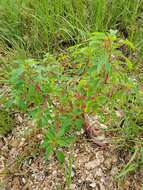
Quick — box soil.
[0,113,142,190]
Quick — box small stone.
[52,170,57,176]
[78,179,82,184]
[100,123,108,129]
[37,134,42,139]
[76,131,81,136]
[22,177,26,184]
[81,128,84,134]
[89,182,96,188]
[85,160,100,170]
[71,170,75,177]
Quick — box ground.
[0,113,142,190]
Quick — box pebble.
[22,177,26,184]
[71,170,75,177]
[78,179,82,184]
[89,182,96,188]
[52,170,57,176]
[85,160,100,170]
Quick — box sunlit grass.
[0,0,143,56]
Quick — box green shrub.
[4,32,143,173]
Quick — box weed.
[3,31,143,178]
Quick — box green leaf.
[44,146,53,160]
[60,115,73,129]
[5,99,14,109]
[46,127,56,140]
[75,119,83,130]
[57,126,68,137]
[72,108,82,116]
[90,32,106,40]
[10,68,23,82]
[124,57,133,70]
[30,107,41,119]
[56,151,65,164]
[57,136,75,147]
[105,63,111,73]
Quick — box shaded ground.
[0,113,142,190]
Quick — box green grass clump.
[0,0,143,56]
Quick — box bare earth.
[0,113,142,190]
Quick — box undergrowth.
[2,32,143,178]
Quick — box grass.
[0,0,143,57]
